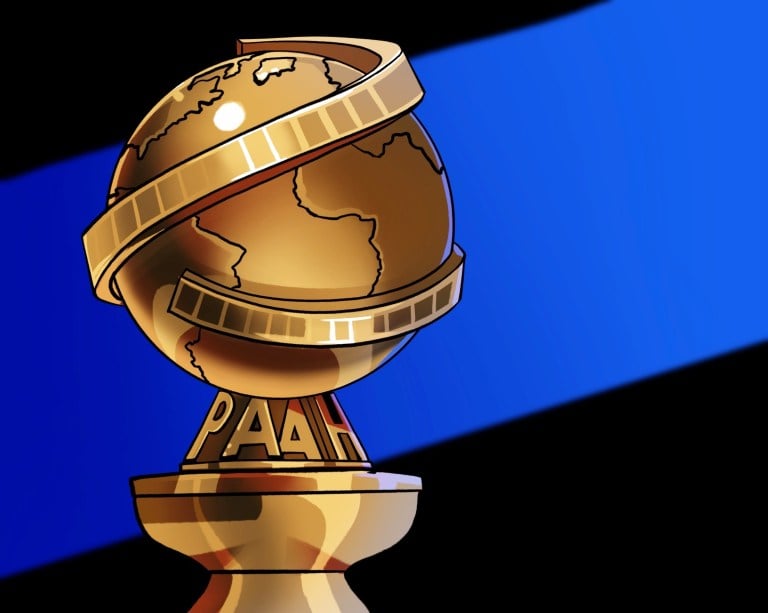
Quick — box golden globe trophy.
[83,37,464,612]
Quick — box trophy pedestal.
[132,392,421,613]
[133,470,420,612]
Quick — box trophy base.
[132,470,421,612]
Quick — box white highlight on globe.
[213,102,246,132]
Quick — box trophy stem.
[132,391,421,612]
[190,572,366,613]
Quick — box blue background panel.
[2,1,767,577]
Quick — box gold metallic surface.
[88,37,463,397]
[169,247,464,346]
[132,472,420,571]
[135,393,421,612]
[133,470,421,496]
[83,38,425,304]
[84,36,464,612]
[133,471,419,612]
[182,391,371,470]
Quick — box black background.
[0,345,768,612]
[2,336,761,608]
[1,1,603,178]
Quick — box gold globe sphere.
[85,38,463,398]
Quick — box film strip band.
[169,247,464,346]
[83,37,425,305]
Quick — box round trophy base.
[132,470,421,612]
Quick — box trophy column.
[132,391,420,613]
